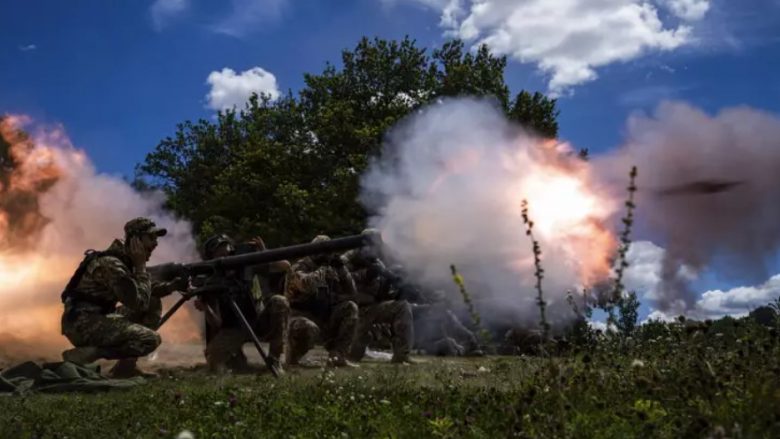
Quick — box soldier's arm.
[335,265,358,300]
[91,257,152,311]
[151,277,188,298]
[285,262,319,304]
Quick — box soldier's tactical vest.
[60,249,134,314]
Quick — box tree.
[135,37,561,246]
[1,116,15,188]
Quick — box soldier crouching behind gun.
[285,235,360,368]
[60,217,188,378]
[340,230,417,364]
[192,234,290,374]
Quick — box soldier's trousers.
[350,300,413,362]
[204,295,290,372]
[289,301,358,360]
[61,297,163,360]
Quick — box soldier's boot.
[462,335,485,356]
[108,358,158,379]
[62,346,103,365]
[327,351,360,368]
[266,356,285,376]
[226,350,250,373]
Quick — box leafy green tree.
[136,37,561,246]
[508,90,559,138]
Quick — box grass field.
[2,320,779,439]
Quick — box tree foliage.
[136,37,560,246]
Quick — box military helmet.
[202,234,235,260]
[311,235,331,244]
[124,217,167,238]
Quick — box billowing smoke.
[361,98,619,332]
[0,115,201,365]
[593,102,780,312]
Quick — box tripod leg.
[226,297,280,378]
[156,294,191,330]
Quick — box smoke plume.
[361,98,619,332]
[0,115,201,366]
[593,101,780,312]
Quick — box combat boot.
[267,356,285,376]
[390,354,424,364]
[62,346,102,365]
[108,358,158,379]
[327,352,360,368]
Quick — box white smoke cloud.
[205,67,281,111]
[594,101,780,312]
[361,98,618,331]
[399,0,710,95]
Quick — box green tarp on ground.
[0,361,144,394]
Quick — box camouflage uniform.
[341,248,414,363]
[60,218,175,362]
[285,241,359,364]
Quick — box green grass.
[2,322,779,439]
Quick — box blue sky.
[2,0,780,320]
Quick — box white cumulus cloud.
[211,0,288,37]
[645,274,780,322]
[402,0,711,95]
[205,67,281,111]
[661,0,711,21]
[150,0,189,31]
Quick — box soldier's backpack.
[60,249,133,311]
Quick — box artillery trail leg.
[156,295,191,330]
[227,297,280,378]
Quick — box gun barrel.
[150,234,369,278]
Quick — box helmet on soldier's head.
[124,217,167,238]
[311,235,330,244]
[202,234,235,260]
[310,235,331,264]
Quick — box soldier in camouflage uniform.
[285,235,360,367]
[60,217,187,378]
[340,232,416,364]
[193,234,290,374]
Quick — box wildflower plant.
[606,166,638,334]
[521,199,549,340]
[450,264,492,345]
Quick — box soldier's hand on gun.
[248,236,267,251]
[170,276,190,294]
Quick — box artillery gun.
[148,233,375,377]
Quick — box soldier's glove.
[170,276,190,293]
